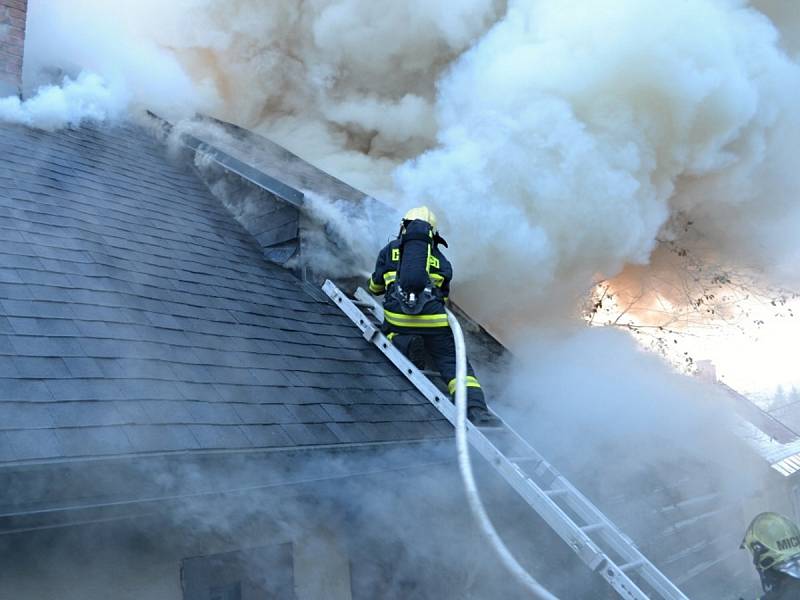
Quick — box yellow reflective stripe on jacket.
[429,273,444,287]
[447,375,482,395]
[386,332,397,341]
[384,309,449,328]
[383,270,397,285]
[368,277,385,294]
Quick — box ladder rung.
[544,488,569,498]
[508,456,540,463]
[581,523,606,534]
[619,560,645,572]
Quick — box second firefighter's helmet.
[403,206,437,231]
[742,512,800,571]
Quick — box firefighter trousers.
[389,330,487,411]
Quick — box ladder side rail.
[465,428,652,600]
[335,282,657,595]
[354,287,384,321]
[354,289,578,478]
[334,284,649,597]
[484,406,688,596]
[483,431,686,598]
[324,281,457,423]
[325,281,689,600]
[553,475,688,600]
[440,376,687,599]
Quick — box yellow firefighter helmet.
[742,512,800,571]
[403,206,437,230]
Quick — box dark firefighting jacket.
[368,222,453,333]
[757,569,800,599]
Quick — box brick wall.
[0,0,27,97]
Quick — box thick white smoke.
[18,1,800,333]
[0,71,125,130]
[753,0,800,57]
[2,0,219,130]
[504,327,740,473]
[497,326,771,596]
[17,0,502,194]
[398,0,800,337]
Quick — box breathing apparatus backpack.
[389,219,439,315]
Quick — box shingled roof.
[0,121,449,466]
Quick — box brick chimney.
[0,0,26,98]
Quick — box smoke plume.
[0,71,125,130]
[19,0,800,336]
[18,0,503,195]
[398,0,800,338]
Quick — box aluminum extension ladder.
[323,280,690,600]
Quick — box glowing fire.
[587,257,800,401]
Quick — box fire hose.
[446,307,559,600]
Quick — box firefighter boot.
[467,406,502,428]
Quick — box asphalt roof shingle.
[0,121,448,464]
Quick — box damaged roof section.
[0,121,449,466]
[168,116,397,284]
[178,117,369,205]
[713,381,800,476]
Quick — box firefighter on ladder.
[741,512,800,599]
[368,206,500,427]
